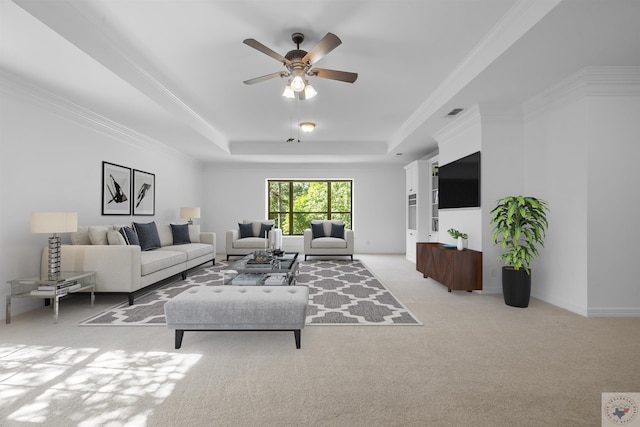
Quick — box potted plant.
[490,196,549,307]
[447,228,468,251]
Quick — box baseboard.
[587,307,640,317]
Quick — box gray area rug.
[78,259,422,326]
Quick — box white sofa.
[41,222,216,305]
[303,220,354,260]
[226,220,283,260]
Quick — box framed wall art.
[102,161,132,215]
[133,169,155,216]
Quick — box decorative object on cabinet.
[180,207,200,225]
[102,161,131,215]
[133,169,155,216]
[30,212,78,280]
[490,196,549,308]
[416,242,482,292]
[447,228,468,251]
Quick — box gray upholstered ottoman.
[164,285,309,349]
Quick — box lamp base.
[47,235,61,280]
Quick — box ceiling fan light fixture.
[282,83,295,99]
[300,122,316,133]
[291,75,305,92]
[304,84,317,99]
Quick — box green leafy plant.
[447,228,468,239]
[490,196,549,274]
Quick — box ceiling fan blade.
[243,71,287,85]
[243,39,291,65]
[309,68,358,83]
[301,32,342,65]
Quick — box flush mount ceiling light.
[299,122,316,133]
[243,32,358,101]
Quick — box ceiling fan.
[243,32,358,100]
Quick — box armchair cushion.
[238,223,254,238]
[311,222,325,239]
[259,223,273,238]
[330,223,345,239]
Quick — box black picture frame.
[133,169,155,216]
[102,161,132,215]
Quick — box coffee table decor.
[78,259,422,326]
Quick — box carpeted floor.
[78,259,421,326]
[2,254,639,427]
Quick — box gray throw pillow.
[311,222,325,239]
[133,221,161,251]
[119,226,139,246]
[171,223,191,245]
[330,223,345,239]
[239,223,253,239]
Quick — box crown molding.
[389,0,562,149]
[12,0,229,154]
[524,66,640,120]
[1,68,195,160]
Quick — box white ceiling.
[2,0,639,164]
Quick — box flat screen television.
[438,151,481,209]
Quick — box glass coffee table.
[224,251,299,286]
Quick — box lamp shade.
[30,212,78,234]
[180,207,201,219]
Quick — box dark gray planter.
[502,266,531,308]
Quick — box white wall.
[587,93,640,315]
[202,163,406,254]
[0,84,204,320]
[522,67,640,316]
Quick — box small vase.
[457,236,464,251]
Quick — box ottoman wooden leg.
[294,329,301,349]
[175,330,184,349]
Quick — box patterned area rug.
[78,259,421,326]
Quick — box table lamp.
[30,212,78,280]
[180,207,200,225]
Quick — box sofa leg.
[304,255,308,261]
[128,293,134,305]
[181,272,187,280]
[212,258,215,266]
[294,329,301,349]
[175,330,184,349]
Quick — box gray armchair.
[226,220,282,260]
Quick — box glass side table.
[6,271,96,324]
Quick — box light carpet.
[78,259,422,326]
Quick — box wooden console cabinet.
[416,242,482,292]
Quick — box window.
[268,180,352,235]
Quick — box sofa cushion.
[88,225,110,245]
[310,237,348,249]
[157,223,173,247]
[238,223,254,238]
[171,223,191,245]
[140,250,186,276]
[71,225,91,245]
[330,223,345,239]
[119,226,139,246]
[158,243,212,261]
[133,221,161,251]
[107,229,127,245]
[188,224,201,243]
[311,222,325,239]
